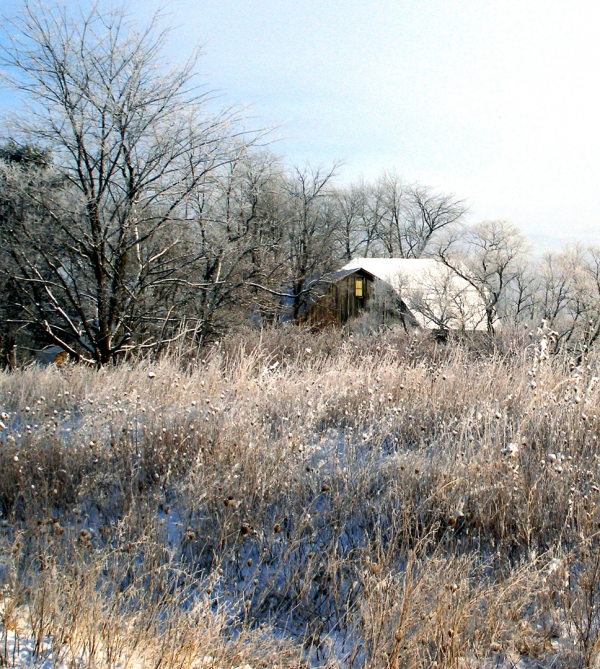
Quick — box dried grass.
[1,324,600,667]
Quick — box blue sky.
[2,0,600,248]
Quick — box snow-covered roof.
[342,258,441,290]
[341,258,488,331]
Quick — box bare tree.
[182,148,286,339]
[370,172,407,257]
[281,164,339,320]
[405,264,487,334]
[437,220,529,334]
[404,185,467,258]
[579,247,600,349]
[535,250,579,330]
[533,246,600,350]
[345,174,467,259]
[0,2,246,364]
[502,260,538,325]
[332,179,372,260]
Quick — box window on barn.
[355,277,364,298]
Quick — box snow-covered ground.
[1,627,55,669]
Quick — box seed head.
[502,443,519,458]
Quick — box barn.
[301,266,415,328]
[302,258,488,331]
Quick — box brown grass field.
[2,324,600,668]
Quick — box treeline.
[0,2,599,366]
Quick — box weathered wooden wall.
[302,271,374,326]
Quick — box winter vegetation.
[4,3,600,668]
[3,325,600,668]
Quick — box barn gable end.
[301,268,376,326]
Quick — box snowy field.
[2,327,600,668]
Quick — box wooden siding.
[302,270,374,326]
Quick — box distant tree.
[341,173,467,260]
[533,246,600,350]
[405,264,487,334]
[332,179,372,260]
[0,2,247,364]
[0,140,50,168]
[370,172,406,257]
[404,184,467,258]
[181,148,287,340]
[436,220,529,334]
[281,164,339,320]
